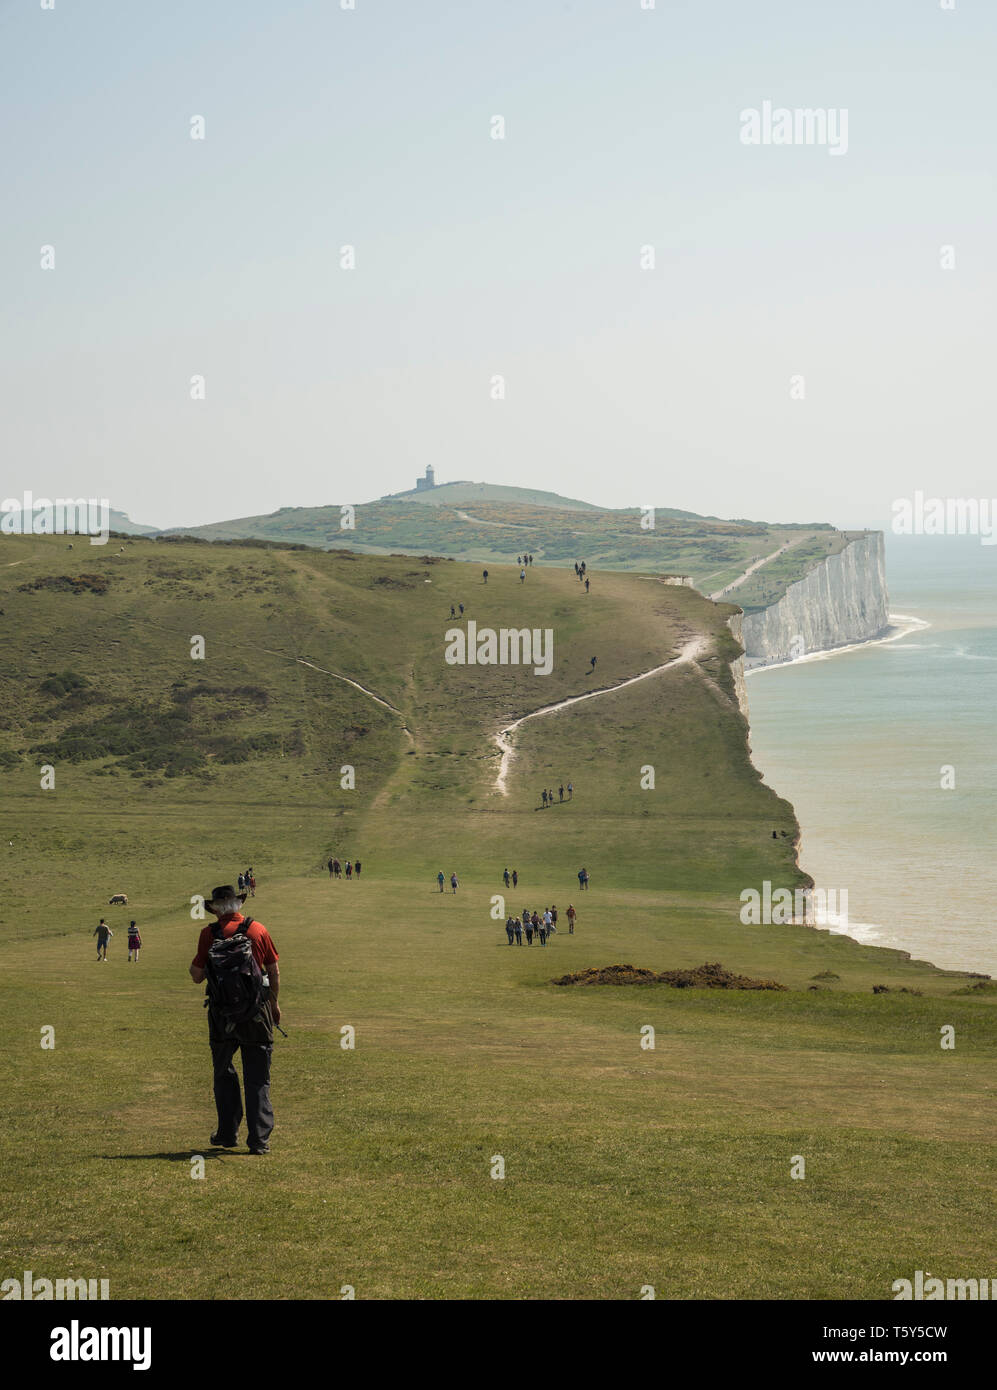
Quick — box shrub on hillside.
[39,671,88,697]
[19,574,110,595]
[171,682,269,708]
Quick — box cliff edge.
[740,531,889,668]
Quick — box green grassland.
[1,534,992,1300]
[166,496,857,604]
[381,480,602,511]
[733,531,871,614]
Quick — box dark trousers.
[210,1039,274,1148]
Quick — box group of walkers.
[540,783,572,808]
[449,554,592,593]
[237,868,256,897]
[449,555,590,606]
[437,870,459,893]
[92,918,142,961]
[328,858,362,879]
[505,902,577,946]
[576,867,590,890]
[502,867,519,888]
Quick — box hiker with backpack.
[189,884,281,1156]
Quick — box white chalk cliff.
[740,532,890,668]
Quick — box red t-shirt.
[192,913,279,971]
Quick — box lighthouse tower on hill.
[415,465,436,492]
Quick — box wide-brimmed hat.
[205,884,247,911]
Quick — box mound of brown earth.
[552,964,659,987]
[552,962,787,991]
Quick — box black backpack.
[205,918,269,1037]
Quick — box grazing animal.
[108,893,128,905]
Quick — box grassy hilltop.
[0,533,992,1300]
[164,489,866,610]
[380,480,602,511]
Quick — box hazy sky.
[2,0,994,529]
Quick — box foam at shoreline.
[745,612,931,676]
[746,612,927,959]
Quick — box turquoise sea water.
[745,534,997,976]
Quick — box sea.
[745,531,997,976]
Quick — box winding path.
[709,539,800,601]
[454,509,532,531]
[493,636,709,794]
[261,649,414,741]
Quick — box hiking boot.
[210,1132,238,1148]
[248,1143,270,1155]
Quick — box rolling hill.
[379,480,602,510]
[1,532,991,1299]
[157,488,861,613]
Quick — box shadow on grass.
[100,1149,244,1161]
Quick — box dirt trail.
[493,636,709,795]
[455,509,531,531]
[261,649,414,742]
[709,538,802,601]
